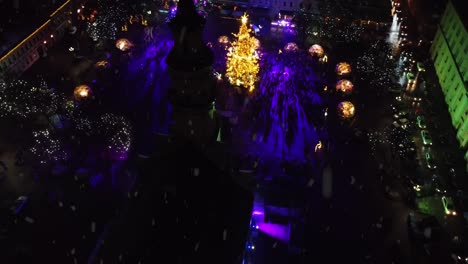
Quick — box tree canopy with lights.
[29,129,69,164]
[87,0,130,41]
[98,113,133,158]
[0,79,59,119]
[356,40,396,90]
[226,14,260,92]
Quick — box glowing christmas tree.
[226,14,259,92]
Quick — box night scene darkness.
[0,0,468,263]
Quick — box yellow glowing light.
[74,85,92,100]
[309,44,324,57]
[50,0,71,17]
[218,35,229,44]
[122,24,128,31]
[336,62,352,76]
[95,60,110,68]
[116,38,133,51]
[315,141,323,152]
[241,14,248,24]
[0,20,51,63]
[320,55,328,63]
[252,37,261,49]
[337,101,355,119]
[226,13,259,92]
[336,79,354,93]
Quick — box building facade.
[0,0,72,79]
[249,0,302,13]
[430,0,468,162]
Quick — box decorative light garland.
[98,113,133,156]
[0,79,59,119]
[30,129,69,164]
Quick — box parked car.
[417,115,427,129]
[451,237,468,264]
[442,196,457,216]
[425,152,437,170]
[421,130,433,146]
[451,253,468,264]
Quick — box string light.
[86,0,129,41]
[0,79,59,119]
[356,40,396,90]
[98,113,133,157]
[29,129,69,164]
[336,62,352,76]
[309,44,324,57]
[337,101,355,119]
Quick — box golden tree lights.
[0,79,59,118]
[309,44,324,57]
[252,37,261,49]
[74,85,92,100]
[336,79,354,94]
[95,60,110,69]
[116,38,133,51]
[226,14,260,92]
[337,101,355,119]
[336,62,352,76]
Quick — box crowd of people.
[237,48,329,162]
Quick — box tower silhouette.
[166,0,217,147]
[99,2,253,262]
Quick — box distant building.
[0,0,71,79]
[299,0,391,22]
[430,0,468,163]
[250,0,302,13]
[405,0,447,41]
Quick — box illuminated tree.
[87,0,130,41]
[98,113,133,159]
[226,14,260,92]
[0,79,59,119]
[29,129,69,164]
[356,40,396,90]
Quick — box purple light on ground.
[90,173,104,188]
[257,223,290,242]
[251,51,325,160]
[252,211,264,215]
[145,45,158,59]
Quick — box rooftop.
[0,0,67,58]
